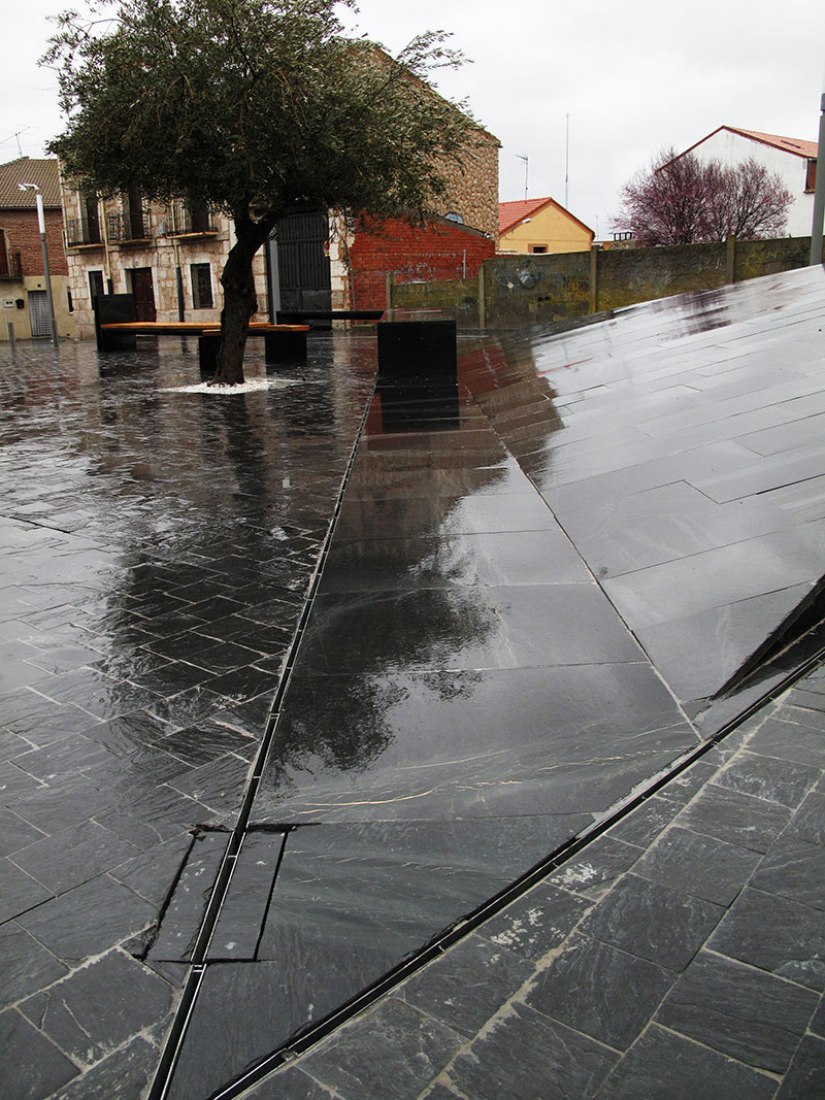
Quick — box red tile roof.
[675,126,818,164]
[499,196,594,239]
[0,157,62,209]
[729,128,818,160]
[499,198,552,235]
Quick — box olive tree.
[45,0,476,383]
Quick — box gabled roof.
[678,126,818,163]
[499,196,594,238]
[0,157,63,209]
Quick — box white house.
[670,126,817,238]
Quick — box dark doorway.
[275,211,331,312]
[89,270,105,303]
[129,268,156,321]
[84,194,102,245]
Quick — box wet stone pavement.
[2,266,825,1099]
[0,336,375,1098]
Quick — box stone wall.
[391,236,820,329]
[437,129,500,242]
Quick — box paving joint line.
[147,370,379,1100]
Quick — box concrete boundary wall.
[390,236,818,329]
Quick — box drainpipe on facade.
[173,237,185,321]
[100,196,113,292]
[810,93,825,266]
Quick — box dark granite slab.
[55,1036,159,1100]
[579,873,724,971]
[0,923,68,1004]
[446,1001,618,1099]
[16,873,155,963]
[399,933,532,1037]
[254,664,694,825]
[710,887,825,991]
[714,750,821,807]
[525,931,674,1049]
[10,818,141,895]
[548,835,641,900]
[148,830,228,962]
[166,956,399,1100]
[676,783,792,853]
[0,1008,79,1099]
[749,835,825,911]
[631,825,762,906]
[257,817,590,967]
[19,951,173,1066]
[598,1023,777,1099]
[296,582,642,675]
[776,1034,825,1099]
[318,528,591,594]
[293,997,464,1100]
[656,950,818,1072]
[480,880,593,960]
[207,830,286,960]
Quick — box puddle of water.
[161,378,299,395]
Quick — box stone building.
[61,189,260,340]
[61,121,499,334]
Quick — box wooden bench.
[98,320,310,368]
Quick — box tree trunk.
[212,207,271,386]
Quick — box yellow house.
[499,196,594,254]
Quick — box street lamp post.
[18,183,59,348]
[811,93,825,267]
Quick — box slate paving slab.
[5,272,825,1098]
[0,337,375,1098]
[655,950,818,1073]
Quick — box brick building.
[0,158,76,341]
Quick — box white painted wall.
[689,130,814,238]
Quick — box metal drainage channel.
[207,634,825,1098]
[148,364,378,1100]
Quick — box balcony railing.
[65,219,102,247]
[0,251,23,279]
[107,210,152,243]
[166,204,217,235]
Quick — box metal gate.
[275,211,331,312]
[28,291,51,338]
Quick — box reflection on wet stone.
[0,336,376,1092]
[5,270,825,1097]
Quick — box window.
[89,271,104,301]
[806,159,817,194]
[191,263,213,309]
[187,202,212,233]
[529,245,547,254]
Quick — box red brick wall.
[0,210,68,276]
[348,217,494,310]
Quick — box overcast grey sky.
[3,0,824,239]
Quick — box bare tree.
[702,157,794,241]
[614,148,793,246]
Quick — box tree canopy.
[614,147,793,247]
[44,0,479,382]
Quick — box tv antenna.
[0,129,30,157]
[516,154,528,200]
